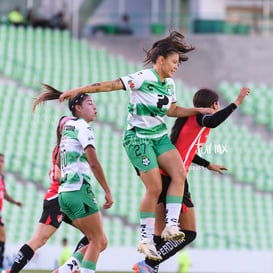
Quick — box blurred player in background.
[133,86,250,273]
[0,154,22,270]
[3,116,89,273]
[58,238,72,266]
[33,91,114,273]
[177,250,191,273]
[41,31,214,261]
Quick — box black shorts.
[39,197,72,228]
[0,216,4,227]
[158,175,194,213]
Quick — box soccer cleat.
[1,269,11,273]
[132,261,153,273]
[51,266,78,273]
[161,225,185,241]
[137,238,162,261]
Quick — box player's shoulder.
[74,118,91,130]
[132,68,155,79]
[76,119,94,134]
[67,117,84,126]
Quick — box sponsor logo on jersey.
[57,214,63,223]
[128,80,135,89]
[64,125,75,131]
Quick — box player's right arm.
[60,79,124,101]
[197,86,250,128]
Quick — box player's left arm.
[207,163,228,175]
[193,154,227,175]
[4,189,22,207]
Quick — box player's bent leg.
[158,150,186,241]
[7,223,57,273]
[139,230,196,273]
[27,223,57,250]
[137,169,162,261]
[143,207,197,272]
[179,207,196,231]
[74,212,106,263]
[154,203,166,235]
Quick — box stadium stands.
[219,81,273,130]
[0,24,272,250]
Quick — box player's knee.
[146,183,162,200]
[170,169,186,185]
[100,235,108,251]
[95,235,107,252]
[179,168,186,181]
[154,184,163,197]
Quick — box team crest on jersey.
[142,155,150,166]
[57,214,63,223]
[128,80,135,89]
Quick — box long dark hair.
[56,116,73,145]
[144,31,194,66]
[33,84,88,116]
[170,88,218,144]
[33,84,62,112]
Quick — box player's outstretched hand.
[59,89,80,102]
[234,86,250,106]
[16,201,23,207]
[207,163,228,175]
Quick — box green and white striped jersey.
[59,118,95,192]
[121,68,176,138]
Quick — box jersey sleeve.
[77,120,95,150]
[120,70,145,91]
[192,154,210,167]
[196,103,237,128]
